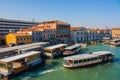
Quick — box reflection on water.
[13,43,120,80]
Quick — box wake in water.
[12,69,56,80]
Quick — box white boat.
[81,43,87,48]
[44,44,67,58]
[110,39,120,46]
[63,51,114,68]
[63,44,81,56]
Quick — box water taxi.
[110,39,120,46]
[63,44,81,56]
[44,44,67,58]
[63,51,114,68]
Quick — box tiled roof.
[70,27,79,31]
[40,20,69,24]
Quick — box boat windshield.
[64,60,73,65]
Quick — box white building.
[70,27,111,43]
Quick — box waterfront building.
[17,26,43,42]
[112,28,120,38]
[38,20,70,44]
[5,33,32,46]
[70,27,111,43]
[70,27,88,42]
[0,18,39,37]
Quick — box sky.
[0,0,120,28]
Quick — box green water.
[13,43,120,80]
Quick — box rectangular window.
[79,60,82,63]
[87,58,91,62]
[74,60,78,64]
[83,59,86,62]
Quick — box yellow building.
[112,28,120,38]
[6,33,32,46]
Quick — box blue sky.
[0,0,120,28]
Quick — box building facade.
[6,33,32,46]
[18,26,43,42]
[38,20,70,43]
[0,18,39,37]
[71,27,111,43]
[112,28,120,38]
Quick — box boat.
[0,51,43,79]
[102,37,111,44]
[63,51,114,68]
[63,44,81,56]
[81,43,87,48]
[110,39,120,46]
[44,44,67,58]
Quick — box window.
[94,57,97,60]
[74,60,78,64]
[17,38,19,41]
[91,58,94,61]
[79,60,82,63]
[87,58,91,62]
[83,59,87,62]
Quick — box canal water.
[12,43,120,80]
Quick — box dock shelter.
[0,51,41,76]
[0,42,49,58]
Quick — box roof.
[44,44,67,50]
[112,28,120,30]
[70,27,80,31]
[64,51,113,60]
[65,44,81,50]
[19,46,41,51]
[103,37,110,40]
[0,42,49,54]
[11,33,31,37]
[40,20,68,25]
[0,51,41,63]
[19,26,44,32]
[110,39,120,42]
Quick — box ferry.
[63,51,114,68]
[44,44,67,58]
[110,39,120,46]
[63,44,81,56]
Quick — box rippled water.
[12,43,120,80]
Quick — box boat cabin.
[63,44,81,55]
[110,39,120,46]
[44,44,67,58]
